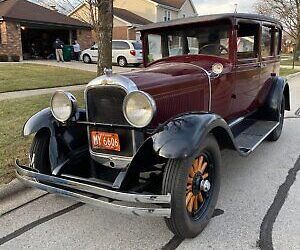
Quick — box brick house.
[69,0,197,41]
[0,0,92,61]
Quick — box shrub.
[11,55,20,62]
[0,54,9,62]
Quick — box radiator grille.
[86,86,128,124]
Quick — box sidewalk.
[23,60,136,73]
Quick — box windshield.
[146,24,230,63]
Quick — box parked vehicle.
[17,14,289,238]
[80,40,143,67]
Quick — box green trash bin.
[63,45,73,62]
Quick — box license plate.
[90,131,120,152]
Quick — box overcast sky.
[192,0,256,15]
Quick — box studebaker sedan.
[16,13,290,238]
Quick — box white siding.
[156,6,178,22]
[178,0,197,18]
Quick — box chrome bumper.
[16,162,171,217]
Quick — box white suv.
[80,40,143,67]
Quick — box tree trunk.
[95,0,113,76]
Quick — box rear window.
[132,42,142,50]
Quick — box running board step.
[234,120,279,153]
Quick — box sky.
[192,0,256,15]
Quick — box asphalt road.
[1,75,300,250]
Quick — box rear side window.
[261,26,272,57]
[132,42,142,50]
[112,41,130,50]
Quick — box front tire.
[162,135,221,238]
[29,131,51,174]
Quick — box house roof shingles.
[0,0,90,28]
[114,8,152,25]
[151,0,186,9]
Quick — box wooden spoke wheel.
[162,135,221,238]
[186,155,211,216]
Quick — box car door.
[231,21,261,118]
[112,41,117,63]
[90,45,98,62]
[257,25,281,106]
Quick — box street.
[0,74,299,250]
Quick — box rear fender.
[262,77,290,120]
[23,108,88,172]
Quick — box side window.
[261,26,272,57]
[112,41,130,50]
[148,34,162,62]
[237,23,260,60]
[273,29,281,56]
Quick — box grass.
[0,64,96,93]
[280,67,300,77]
[280,59,300,66]
[0,91,84,184]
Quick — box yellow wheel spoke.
[200,162,208,174]
[197,156,204,172]
[202,173,209,179]
[186,191,193,206]
[193,196,198,211]
[198,192,204,203]
[187,196,195,213]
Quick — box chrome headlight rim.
[123,90,156,128]
[50,90,77,123]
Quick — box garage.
[0,0,92,61]
[21,25,76,60]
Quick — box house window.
[164,10,171,21]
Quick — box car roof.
[112,40,139,43]
[137,13,282,31]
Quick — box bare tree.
[254,0,300,57]
[88,0,113,75]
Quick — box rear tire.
[29,131,51,174]
[118,56,127,67]
[268,96,285,141]
[162,135,221,238]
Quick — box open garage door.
[21,26,76,60]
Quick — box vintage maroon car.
[16,13,290,238]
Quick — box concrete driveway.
[0,75,299,250]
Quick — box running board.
[233,119,279,154]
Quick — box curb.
[286,71,300,80]
[0,179,28,200]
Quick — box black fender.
[151,113,236,159]
[262,76,290,120]
[23,108,88,172]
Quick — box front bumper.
[16,161,171,217]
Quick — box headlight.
[50,91,77,122]
[123,91,156,128]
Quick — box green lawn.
[280,67,300,77]
[0,91,84,184]
[0,64,96,93]
[280,59,300,66]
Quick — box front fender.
[151,113,236,159]
[23,108,88,172]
